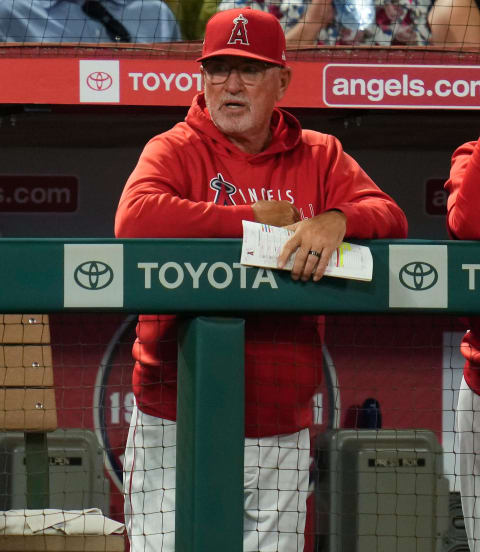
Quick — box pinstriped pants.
[123,403,310,552]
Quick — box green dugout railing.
[1,237,480,551]
[2,237,480,313]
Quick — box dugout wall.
[0,48,479,243]
[0,238,477,551]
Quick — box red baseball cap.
[197,8,287,66]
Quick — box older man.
[116,8,407,552]
[0,0,180,43]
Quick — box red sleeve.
[445,138,480,239]
[320,136,408,239]
[114,133,255,238]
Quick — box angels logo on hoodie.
[210,173,236,205]
[228,14,249,45]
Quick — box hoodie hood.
[184,93,302,163]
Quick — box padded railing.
[0,237,478,552]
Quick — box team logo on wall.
[94,314,137,492]
[389,244,448,308]
[425,177,448,216]
[64,244,124,307]
[79,60,120,103]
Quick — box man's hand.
[277,210,347,282]
[252,200,301,227]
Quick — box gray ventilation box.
[0,428,110,514]
[314,429,450,552]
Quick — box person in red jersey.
[445,137,480,552]
[115,7,407,552]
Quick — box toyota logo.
[74,261,114,290]
[399,262,438,291]
[86,71,113,91]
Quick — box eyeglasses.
[202,60,278,85]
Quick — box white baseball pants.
[456,376,480,552]
[123,404,310,552]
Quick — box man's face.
[202,56,291,146]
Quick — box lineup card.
[240,221,373,281]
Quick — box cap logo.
[228,13,249,46]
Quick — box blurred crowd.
[0,0,478,48]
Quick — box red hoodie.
[115,93,408,437]
[445,138,480,396]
